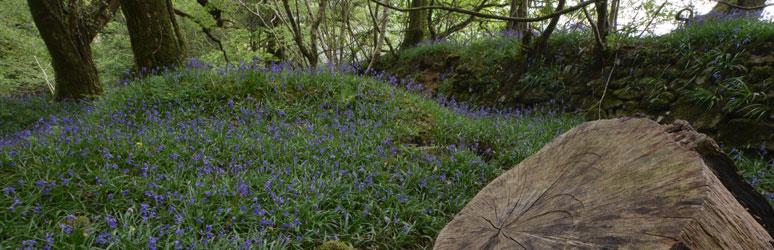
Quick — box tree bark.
[608,0,619,33]
[435,118,774,249]
[121,0,187,72]
[367,0,391,71]
[27,0,120,101]
[506,0,528,35]
[593,0,608,67]
[530,0,565,60]
[402,0,428,49]
[707,0,767,19]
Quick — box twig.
[597,53,618,119]
[33,56,54,95]
[174,8,230,65]
[582,7,604,50]
[637,0,668,38]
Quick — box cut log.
[435,118,774,249]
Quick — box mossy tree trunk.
[27,0,120,101]
[121,0,186,72]
[401,0,428,49]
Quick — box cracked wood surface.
[434,118,774,249]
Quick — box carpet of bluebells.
[0,62,584,249]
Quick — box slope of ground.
[0,64,581,248]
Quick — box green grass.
[0,67,581,249]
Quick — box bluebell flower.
[21,239,36,250]
[44,232,54,248]
[8,198,21,211]
[238,180,249,197]
[106,215,117,229]
[96,232,113,245]
[2,186,14,195]
[148,236,159,250]
[60,223,73,234]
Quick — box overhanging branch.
[369,0,598,22]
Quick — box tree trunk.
[593,0,608,67]
[401,0,428,49]
[280,0,325,68]
[608,0,619,33]
[248,1,285,62]
[707,0,767,19]
[506,0,529,35]
[27,0,119,101]
[530,0,565,60]
[367,0,390,71]
[121,0,186,72]
[435,118,774,249]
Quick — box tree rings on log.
[434,118,774,249]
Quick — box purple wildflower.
[96,232,113,245]
[148,236,159,250]
[60,223,73,234]
[106,215,117,229]
[8,198,21,211]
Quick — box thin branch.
[582,7,604,50]
[174,8,230,65]
[34,56,54,95]
[597,53,617,119]
[437,0,491,39]
[369,0,598,22]
[367,0,390,71]
[637,0,668,38]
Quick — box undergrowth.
[0,65,580,249]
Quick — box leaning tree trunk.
[707,0,767,19]
[121,0,186,72]
[530,0,565,61]
[27,0,119,100]
[401,0,428,49]
[435,118,774,249]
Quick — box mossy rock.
[317,241,356,250]
[645,92,673,112]
[671,103,724,131]
[612,88,642,100]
